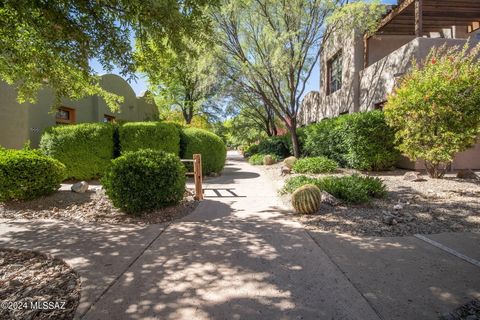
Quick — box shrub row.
[282,174,386,204]
[303,111,399,171]
[39,122,226,180]
[0,148,65,201]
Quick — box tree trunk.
[288,123,300,158]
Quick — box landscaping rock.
[393,204,403,211]
[456,169,479,180]
[71,181,89,193]
[321,191,341,206]
[382,214,397,225]
[403,171,424,182]
[280,166,291,176]
[283,156,298,169]
[263,155,275,165]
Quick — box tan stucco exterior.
[0,74,158,149]
[300,26,480,170]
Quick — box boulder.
[283,156,298,169]
[280,166,291,176]
[456,169,479,180]
[71,181,89,193]
[263,155,275,165]
[403,171,424,182]
[321,191,341,206]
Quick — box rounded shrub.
[291,184,322,214]
[181,128,227,175]
[119,122,180,155]
[0,149,65,201]
[317,174,386,204]
[101,149,186,214]
[257,136,290,158]
[292,157,338,174]
[40,123,114,180]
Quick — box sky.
[91,0,398,97]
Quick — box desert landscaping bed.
[0,248,80,320]
[260,163,480,237]
[0,185,199,225]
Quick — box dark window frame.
[55,107,76,124]
[327,50,343,95]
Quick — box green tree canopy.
[0,0,216,110]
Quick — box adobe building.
[300,0,480,170]
[0,74,158,149]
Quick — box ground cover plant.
[102,149,186,214]
[282,174,386,204]
[292,157,338,174]
[0,148,65,201]
[40,123,114,180]
[248,153,279,165]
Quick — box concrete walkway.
[1,151,479,319]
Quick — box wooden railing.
[180,154,203,200]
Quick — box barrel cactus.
[291,184,322,214]
[263,155,275,165]
[283,156,297,169]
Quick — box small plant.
[291,184,322,214]
[292,157,338,174]
[0,149,65,201]
[282,174,386,204]
[282,175,318,194]
[385,44,480,178]
[101,149,186,214]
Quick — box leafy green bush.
[282,174,386,204]
[282,175,318,194]
[257,136,290,158]
[101,149,186,214]
[248,153,279,165]
[243,144,260,158]
[303,111,398,170]
[119,122,180,155]
[182,128,227,175]
[40,123,114,180]
[0,149,65,201]
[303,117,348,166]
[344,111,399,171]
[293,157,338,174]
[385,44,480,178]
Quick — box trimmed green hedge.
[40,123,114,180]
[182,128,227,175]
[292,157,338,174]
[102,149,186,214]
[303,111,398,171]
[119,122,180,155]
[0,148,65,201]
[282,174,386,204]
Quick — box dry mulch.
[440,299,480,320]
[260,162,480,237]
[0,188,199,225]
[0,248,80,320]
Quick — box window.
[103,115,116,123]
[55,107,75,124]
[327,51,343,95]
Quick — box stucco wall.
[367,35,416,66]
[0,82,29,149]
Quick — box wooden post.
[193,154,203,200]
[415,0,423,37]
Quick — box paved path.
[1,151,479,319]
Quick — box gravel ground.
[0,248,80,320]
[440,299,480,320]
[0,188,199,225]
[260,162,480,237]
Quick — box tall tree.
[212,0,383,157]
[0,0,215,109]
[136,38,222,124]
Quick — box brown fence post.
[193,154,203,200]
